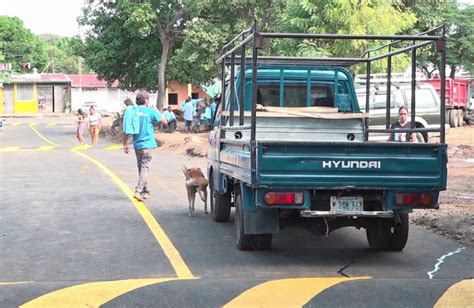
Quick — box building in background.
[166,80,207,106]
[1,73,70,114]
[0,72,209,114]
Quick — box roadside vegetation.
[1,1,473,107]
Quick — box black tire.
[449,109,457,127]
[457,109,464,127]
[234,184,254,250]
[254,234,272,250]
[415,132,425,143]
[209,174,231,222]
[366,213,409,251]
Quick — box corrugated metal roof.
[67,74,119,88]
[7,73,71,84]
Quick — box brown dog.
[181,164,208,217]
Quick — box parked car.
[356,83,450,142]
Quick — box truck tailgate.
[257,141,447,189]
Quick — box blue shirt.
[125,105,162,149]
[122,105,140,135]
[201,106,212,120]
[181,101,195,121]
[163,110,176,122]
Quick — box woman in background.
[87,106,101,146]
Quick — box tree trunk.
[449,64,456,79]
[155,8,187,110]
[157,39,171,111]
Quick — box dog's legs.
[185,181,195,217]
[199,189,208,214]
[190,192,196,217]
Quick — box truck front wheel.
[235,185,255,250]
[366,213,409,251]
[209,175,231,222]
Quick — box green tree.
[0,16,48,72]
[78,0,279,108]
[79,0,194,109]
[403,1,474,78]
[272,0,417,73]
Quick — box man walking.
[123,92,167,201]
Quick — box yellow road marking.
[28,123,60,147]
[11,122,23,127]
[71,150,195,279]
[435,279,473,308]
[46,123,59,126]
[71,145,92,151]
[224,277,371,307]
[20,278,180,308]
[27,123,193,278]
[37,146,57,151]
[0,281,33,286]
[104,145,123,150]
[0,146,23,152]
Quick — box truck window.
[404,88,437,108]
[257,83,335,108]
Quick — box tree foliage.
[72,0,473,104]
[403,0,474,78]
[0,16,48,72]
[270,0,417,73]
[37,35,81,73]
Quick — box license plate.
[330,196,363,212]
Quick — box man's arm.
[123,134,132,154]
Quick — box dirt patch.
[106,122,474,247]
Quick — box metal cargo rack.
[217,24,448,144]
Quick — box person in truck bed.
[389,106,417,142]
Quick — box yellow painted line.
[435,279,473,308]
[37,146,57,151]
[0,281,33,286]
[0,146,23,152]
[11,122,23,127]
[20,278,180,308]
[46,122,59,126]
[224,277,371,307]
[71,145,92,151]
[104,145,123,150]
[71,149,195,279]
[28,123,60,147]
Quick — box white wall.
[71,87,159,113]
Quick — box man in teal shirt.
[123,92,167,201]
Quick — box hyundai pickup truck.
[208,25,448,251]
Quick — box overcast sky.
[1,0,473,38]
[0,0,84,37]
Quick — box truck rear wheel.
[457,109,464,127]
[449,109,459,127]
[254,234,272,250]
[209,175,231,222]
[234,185,255,250]
[366,213,409,251]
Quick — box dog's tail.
[181,164,191,180]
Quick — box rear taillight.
[264,192,304,206]
[395,193,433,206]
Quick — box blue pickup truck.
[208,26,448,251]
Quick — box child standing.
[76,108,87,145]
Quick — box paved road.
[0,117,472,307]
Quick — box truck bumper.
[300,210,394,218]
